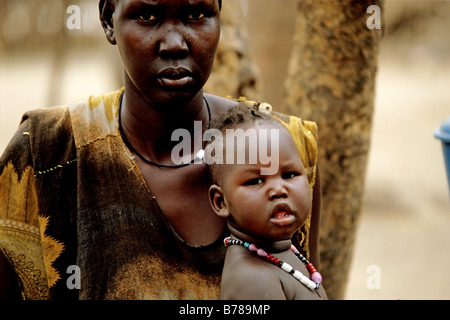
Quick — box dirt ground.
[1,1,449,300]
[345,48,450,300]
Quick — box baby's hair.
[205,101,280,184]
[209,101,273,133]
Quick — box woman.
[0,0,321,300]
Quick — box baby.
[206,102,327,300]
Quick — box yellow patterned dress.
[0,89,318,299]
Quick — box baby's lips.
[271,202,293,218]
[273,210,288,219]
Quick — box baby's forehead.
[223,122,299,159]
[214,117,297,154]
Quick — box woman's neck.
[119,82,208,163]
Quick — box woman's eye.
[188,12,205,21]
[245,178,264,186]
[138,13,157,23]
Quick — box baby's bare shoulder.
[221,253,285,300]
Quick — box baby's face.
[219,124,312,242]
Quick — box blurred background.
[1,0,449,299]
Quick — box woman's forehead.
[114,0,221,7]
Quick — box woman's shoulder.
[23,105,74,145]
[0,105,75,175]
[24,105,71,124]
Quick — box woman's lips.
[158,67,193,89]
[159,76,192,88]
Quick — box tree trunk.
[205,0,261,100]
[284,0,384,299]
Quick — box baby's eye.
[244,178,264,186]
[282,172,300,180]
[187,11,206,21]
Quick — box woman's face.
[104,0,221,106]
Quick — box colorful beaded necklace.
[224,237,322,291]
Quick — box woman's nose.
[158,26,189,58]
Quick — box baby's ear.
[208,185,230,218]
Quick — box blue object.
[434,117,450,195]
